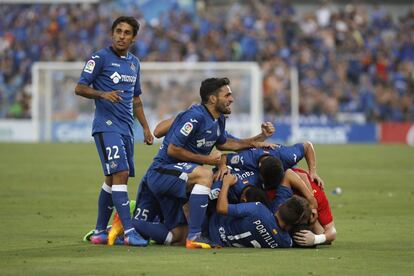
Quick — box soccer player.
[75,16,154,246]
[142,77,271,249]
[226,140,325,188]
[209,173,312,248]
[291,168,337,246]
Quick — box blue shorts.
[134,172,162,222]
[146,162,199,230]
[93,132,135,177]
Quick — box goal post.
[31,61,263,142]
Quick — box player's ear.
[209,94,217,104]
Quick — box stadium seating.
[0,1,413,122]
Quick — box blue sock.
[133,220,171,244]
[112,184,133,232]
[95,183,113,232]
[188,184,210,239]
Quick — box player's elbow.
[303,141,313,152]
[74,84,84,96]
[216,204,228,215]
[153,127,164,139]
[167,144,180,157]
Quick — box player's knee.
[189,166,213,187]
[112,170,129,183]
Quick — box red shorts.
[292,168,333,226]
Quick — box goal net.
[32,62,263,142]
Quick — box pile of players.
[76,17,336,249]
[85,77,337,249]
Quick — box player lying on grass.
[221,142,336,246]
[290,168,337,246]
[209,173,312,248]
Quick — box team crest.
[130,62,136,72]
[83,60,95,73]
[110,161,118,169]
[180,122,193,136]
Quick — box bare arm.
[167,144,221,166]
[75,84,123,102]
[153,117,175,138]
[134,96,154,145]
[303,141,324,188]
[216,174,238,215]
[294,221,337,246]
[284,169,318,210]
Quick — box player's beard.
[216,101,231,115]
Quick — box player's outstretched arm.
[216,174,238,215]
[153,117,174,138]
[134,96,154,145]
[75,84,123,102]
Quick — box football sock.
[188,184,210,240]
[95,182,113,232]
[112,184,133,232]
[133,220,170,245]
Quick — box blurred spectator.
[0,1,413,122]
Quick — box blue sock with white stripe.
[112,184,133,232]
[188,184,210,240]
[95,183,113,232]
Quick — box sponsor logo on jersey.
[110,71,137,84]
[293,153,297,163]
[106,120,112,126]
[209,188,220,200]
[110,72,121,84]
[180,122,193,136]
[196,138,215,148]
[272,229,278,235]
[111,63,121,67]
[234,170,254,180]
[84,60,95,73]
[197,138,205,147]
[91,55,100,59]
[230,155,240,164]
[190,118,198,123]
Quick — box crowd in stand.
[0,0,413,122]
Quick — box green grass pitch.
[0,143,413,275]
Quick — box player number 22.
[106,146,120,160]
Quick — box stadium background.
[0,0,414,275]
[1,0,414,144]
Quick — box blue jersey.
[210,166,257,203]
[78,47,142,137]
[209,202,292,248]
[227,144,305,173]
[153,104,227,165]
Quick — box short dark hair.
[259,156,284,190]
[278,196,311,227]
[111,16,140,37]
[200,77,230,104]
[242,185,270,207]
